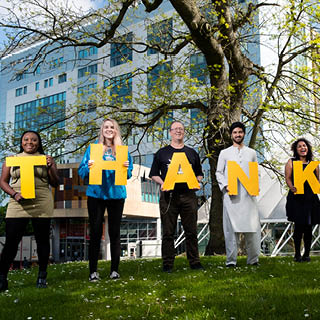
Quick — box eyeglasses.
[170,127,184,132]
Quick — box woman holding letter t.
[0,131,59,291]
[285,138,320,262]
[78,119,133,281]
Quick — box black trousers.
[159,190,200,267]
[293,224,313,257]
[87,196,124,274]
[0,218,51,277]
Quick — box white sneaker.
[89,272,100,282]
[110,271,120,279]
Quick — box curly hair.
[291,138,313,162]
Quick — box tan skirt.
[6,186,54,218]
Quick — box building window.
[35,82,40,91]
[78,46,98,59]
[78,64,98,78]
[147,61,172,96]
[77,83,97,112]
[141,178,160,203]
[15,88,23,97]
[110,32,133,67]
[190,53,208,85]
[110,73,132,104]
[49,78,53,87]
[103,79,109,88]
[23,86,27,94]
[49,57,64,69]
[147,19,173,55]
[190,108,205,133]
[16,71,27,81]
[58,73,67,83]
[14,91,66,136]
[34,66,41,75]
[44,79,48,88]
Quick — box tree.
[0,0,320,254]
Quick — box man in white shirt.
[216,122,261,267]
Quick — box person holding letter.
[285,138,320,262]
[149,121,204,273]
[216,122,260,267]
[78,119,133,281]
[0,131,59,291]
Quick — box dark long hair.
[291,138,313,162]
[19,130,45,155]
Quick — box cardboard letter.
[6,155,47,199]
[293,161,320,194]
[89,144,128,185]
[162,152,200,191]
[228,161,259,196]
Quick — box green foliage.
[1,256,320,319]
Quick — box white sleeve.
[216,150,228,191]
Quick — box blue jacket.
[78,143,133,200]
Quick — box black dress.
[286,161,320,225]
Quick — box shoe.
[302,256,311,262]
[162,265,173,273]
[89,272,100,282]
[190,263,204,270]
[110,271,120,280]
[0,274,8,292]
[226,263,237,268]
[36,271,47,288]
[249,262,260,266]
[294,256,302,262]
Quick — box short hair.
[98,118,123,146]
[19,131,45,154]
[291,138,313,161]
[230,121,246,134]
[169,120,184,130]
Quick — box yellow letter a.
[293,161,320,194]
[89,144,128,186]
[227,161,259,196]
[162,152,200,191]
[6,155,47,199]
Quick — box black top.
[286,161,320,225]
[149,145,203,192]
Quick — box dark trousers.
[0,218,51,277]
[293,224,312,257]
[159,191,200,267]
[87,196,124,274]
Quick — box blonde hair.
[98,118,123,147]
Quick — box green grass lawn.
[1,255,320,320]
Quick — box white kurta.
[216,145,260,233]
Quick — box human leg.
[245,231,261,265]
[106,199,124,275]
[87,197,106,275]
[293,223,303,261]
[223,210,238,266]
[0,218,28,291]
[32,218,51,288]
[179,192,201,268]
[302,224,312,261]
[159,192,178,270]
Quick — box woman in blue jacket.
[78,119,133,281]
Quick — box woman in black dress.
[285,138,320,262]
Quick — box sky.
[0,0,106,49]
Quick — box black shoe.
[226,263,237,268]
[162,265,173,273]
[249,262,260,266]
[190,263,204,270]
[0,274,8,292]
[294,256,302,262]
[302,256,311,262]
[36,271,47,288]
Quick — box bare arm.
[285,159,296,193]
[151,175,165,191]
[46,155,60,188]
[0,162,23,202]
